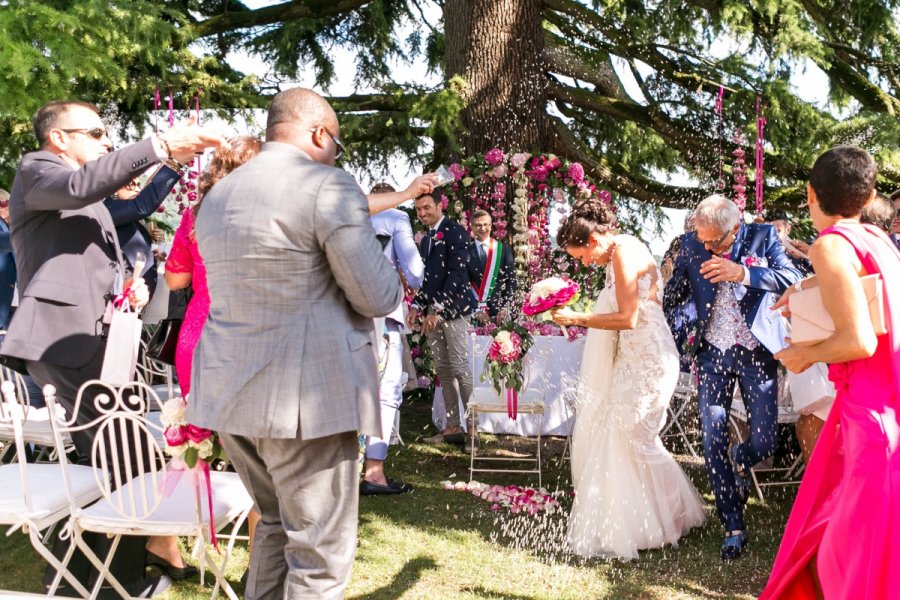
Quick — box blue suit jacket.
[416,217,476,320]
[664,223,801,356]
[0,219,16,330]
[102,165,180,294]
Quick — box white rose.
[166,443,187,458]
[160,398,186,427]
[495,330,511,345]
[197,438,214,460]
[462,177,474,187]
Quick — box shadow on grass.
[349,556,437,600]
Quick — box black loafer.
[146,551,199,580]
[360,479,413,495]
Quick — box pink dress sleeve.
[165,210,195,274]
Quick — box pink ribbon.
[153,87,160,134]
[507,388,518,420]
[161,457,219,552]
[716,86,725,186]
[167,88,174,127]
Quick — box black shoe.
[360,479,413,495]
[146,551,199,580]
[721,530,749,560]
[442,432,465,445]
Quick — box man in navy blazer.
[0,189,16,330]
[664,194,801,560]
[411,193,475,445]
[103,165,182,297]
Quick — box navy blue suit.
[102,165,180,296]
[416,218,476,319]
[664,223,801,532]
[0,218,15,330]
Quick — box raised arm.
[392,212,424,290]
[104,164,181,226]
[318,171,402,318]
[367,173,439,215]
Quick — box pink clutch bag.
[789,273,887,346]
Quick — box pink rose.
[448,163,467,181]
[492,164,508,178]
[164,425,187,447]
[185,424,213,444]
[566,163,585,185]
[509,152,530,169]
[435,231,444,240]
[484,148,505,166]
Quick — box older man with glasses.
[663,194,802,560]
[0,99,225,598]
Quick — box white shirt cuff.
[741,266,751,286]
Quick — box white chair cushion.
[77,470,252,537]
[0,463,102,531]
[0,403,71,447]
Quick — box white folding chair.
[728,385,804,505]
[466,387,544,487]
[0,365,73,463]
[45,381,253,600]
[661,371,702,459]
[558,386,577,463]
[0,381,102,599]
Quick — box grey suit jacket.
[2,140,160,368]
[187,142,403,440]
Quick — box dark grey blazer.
[2,139,160,368]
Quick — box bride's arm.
[552,244,641,331]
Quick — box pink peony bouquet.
[481,322,533,419]
[159,397,226,469]
[522,277,580,316]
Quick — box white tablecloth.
[432,335,584,436]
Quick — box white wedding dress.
[568,235,705,560]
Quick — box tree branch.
[194,0,373,38]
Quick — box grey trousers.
[427,316,473,429]
[220,431,360,600]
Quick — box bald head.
[265,88,343,166]
[266,88,338,140]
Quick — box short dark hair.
[809,145,877,217]
[370,182,395,194]
[415,193,437,205]
[763,209,790,223]
[471,209,490,221]
[860,193,895,233]
[32,101,99,146]
[556,198,617,248]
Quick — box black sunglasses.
[61,127,107,140]
[309,126,345,160]
[698,228,734,248]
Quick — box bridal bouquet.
[481,322,533,419]
[522,277,580,316]
[159,397,226,469]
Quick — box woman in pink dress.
[146,137,261,579]
[762,146,900,599]
[165,136,262,395]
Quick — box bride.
[551,199,705,560]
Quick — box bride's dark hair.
[556,198,618,247]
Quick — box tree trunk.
[444,0,548,156]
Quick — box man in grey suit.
[188,88,403,599]
[1,100,223,596]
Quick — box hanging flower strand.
[755,95,766,215]
[715,85,725,190]
[732,130,747,213]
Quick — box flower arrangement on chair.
[160,397,226,469]
[481,322,534,419]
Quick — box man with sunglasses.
[187,88,402,599]
[0,99,224,598]
[663,194,801,560]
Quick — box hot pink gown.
[164,209,209,398]
[760,223,900,599]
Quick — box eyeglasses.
[698,229,734,248]
[309,127,345,160]
[61,127,108,140]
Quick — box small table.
[432,334,584,436]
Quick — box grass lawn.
[0,391,796,599]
